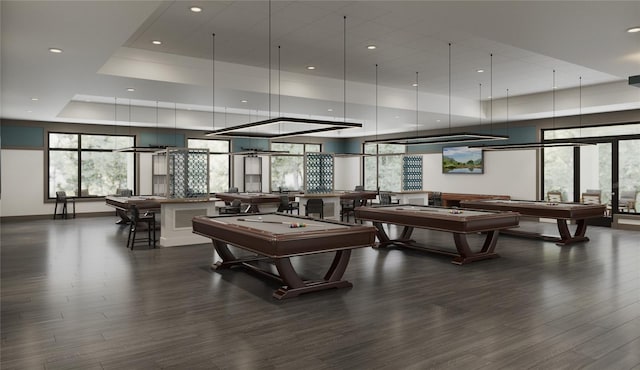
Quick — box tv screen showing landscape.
[442,146,484,174]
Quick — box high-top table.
[105,196,223,247]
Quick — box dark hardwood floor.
[1,217,639,369]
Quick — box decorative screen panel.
[305,153,334,193]
[402,155,423,191]
[155,148,209,198]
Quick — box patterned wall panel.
[305,153,334,193]
[402,155,423,191]
[156,148,209,198]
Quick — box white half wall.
[422,150,537,200]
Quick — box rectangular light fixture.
[205,117,362,138]
[470,138,597,151]
[365,132,509,146]
[112,145,171,153]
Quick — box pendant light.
[471,70,594,150]
[206,5,361,139]
[366,44,508,146]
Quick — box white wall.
[422,150,537,200]
[334,157,361,190]
[1,149,114,217]
[139,153,153,195]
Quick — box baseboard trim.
[1,212,114,223]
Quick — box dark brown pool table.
[192,213,376,299]
[460,199,607,245]
[354,205,520,265]
[214,192,282,213]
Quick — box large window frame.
[270,142,321,192]
[363,143,406,192]
[187,138,231,193]
[541,122,640,218]
[47,132,135,199]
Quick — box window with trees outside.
[48,133,135,198]
[363,143,406,192]
[188,139,230,193]
[271,143,321,191]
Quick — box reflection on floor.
[1,217,639,369]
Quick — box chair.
[581,192,601,205]
[127,205,156,250]
[354,185,364,191]
[618,190,637,213]
[340,198,365,223]
[53,191,75,219]
[430,192,442,206]
[228,187,239,193]
[379,193,392,205]
[218,199,242,214]
[547,191,563,202]
[277,195,299,214]
[116,188,133,197]
[305,198,324,219]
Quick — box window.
[188,139,230,193]
[363,143,405,192]
[270,143,321,191]
[48,133,134,198]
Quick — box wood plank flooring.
[1,217,639,369]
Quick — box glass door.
[579,142,612,226]
[617,139,640,215]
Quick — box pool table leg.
[371,222,414,248]
[556,219,590,246]
[272,250,353,300]
[210,240,266,269]
[451,231,501,265]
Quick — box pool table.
[354,205,520,265]
[192,213,376,299]
[460,199,607,245]
[215,192,282,213]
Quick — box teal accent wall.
[1,125,44,148]
[231,138,269,152]
[406,126,537,153]
[140,133,184,147]
[324,138,361,154]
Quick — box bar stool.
[127,205,156,249]
[53,191,75,219]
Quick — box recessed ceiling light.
[152,40,162,45]
[241,99,248,103]
[477,69,484,73]
[412,83,418,87]
[48,48,63,54]
[327,108,333,112]
[436,119,441,122]
[31,97,39,101]
[126,88,135,92]
[306,65,316,70]
[190,6,202,13]
[488,96,492,99]
[552,86,557,89]
[626,26,640,33]
[26,110,33,113]
[394,116,400,119]
[367,45,377,50]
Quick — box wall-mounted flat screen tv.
[442,146,484,174]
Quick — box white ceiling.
[2,1,639,138]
